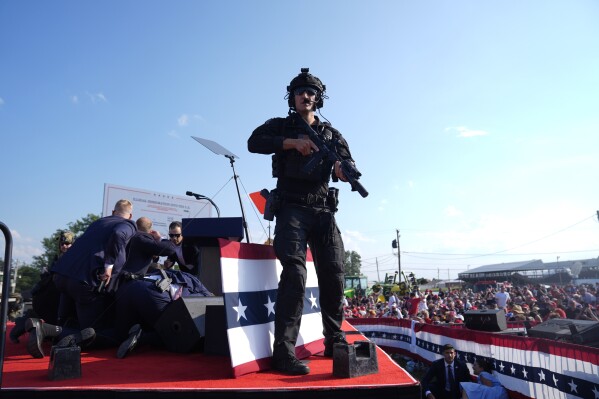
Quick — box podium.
[181,217,244,296]
[182,217,244,244]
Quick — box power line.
[403,247,599,260]
[357,213,598,263]
[449,213,597,260]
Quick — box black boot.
[116,324,142,359]
[271,354,310,375]
[25,318,47,358]
[9,316,27,344]
[56,328,96,348]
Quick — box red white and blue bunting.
[351,318,599,399]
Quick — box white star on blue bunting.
[308,291,318,308]
[264,295,275,316]
[568,379,577,393]
[233,298,248,321]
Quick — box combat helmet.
[58,230,74,245]
[287,68,327,109]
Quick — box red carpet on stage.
[1,321,420,398]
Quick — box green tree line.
[9,214,98,294]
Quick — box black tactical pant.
[115,279,172,341]
[272,203,345,359]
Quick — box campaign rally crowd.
[344,282,599,325]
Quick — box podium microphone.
[186,190,221,218]
[186,191,205,199]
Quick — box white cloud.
[11,244,44,263]
[167,130,180,139]
[0,229,44,264]
[413,202,599,262]
[342,230,378,258]
[378,198,388,212]
[178,114,189,127]
[71,95,79,104]
[344,230,376,243]
[444,205,463,217]
[86,92,108,103]
[446,126,489,138]
[0,97,4,106]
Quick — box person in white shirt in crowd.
[418,293,429,314]
[494,286,511,310]
[463,298,473,311]
[383,303,403,319]
[388,293,399,308]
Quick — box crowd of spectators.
[344,282,599,325]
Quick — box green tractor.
[343,275,368,299]
[371,271,414,301]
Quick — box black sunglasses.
[293,86,318,96]
[169,234,182,238]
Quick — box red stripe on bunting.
[218,238,314,262]
[349,318,599,364]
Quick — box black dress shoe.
[271,355,310,375]
[323,337,349,357]
[25,318,45,359]
[9,317,27,344]
[56,328,96,348]
[117,324,142,359]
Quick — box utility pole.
[12,259,19,294]
[557,256,561,286]
[376,257,380,282]
[391,229,401,283]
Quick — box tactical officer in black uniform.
[248,68,355,375]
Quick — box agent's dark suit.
[121,232,176,276]
[115,270,213,344]
[52,215,137,329]
[163,239,201,276]
[421,358,471,399]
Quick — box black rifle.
[298,117,368,198]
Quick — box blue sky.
[1,1,599,282]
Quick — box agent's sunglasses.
[293,86,318,96]
[169,234,182,238]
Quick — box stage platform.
[0,321,421,399]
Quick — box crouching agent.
[114,268,213,358]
